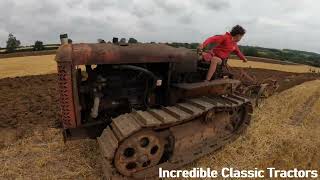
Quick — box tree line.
[1,33,57,53]
[0,34,140,54]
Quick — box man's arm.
[199,35,225,49]
[234,45,247,62]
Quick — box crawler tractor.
[55,39,253,179]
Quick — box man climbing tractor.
[198,25,248,81]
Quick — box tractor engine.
[78,64,163,124]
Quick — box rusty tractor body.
[55,43,253,179]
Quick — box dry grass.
[1,80,319,179]
[0,55,319,79]
[229,59,320,73]
[0,128,102,179]
[182,80,320,178]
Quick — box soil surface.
[231,68,319,92]
[0,74,60,148]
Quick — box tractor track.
[98,94,252,179]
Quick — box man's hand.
[197,43,204,50]
[197,44,204,55]
[242,58,248,63]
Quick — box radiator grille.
[57,62,77,128]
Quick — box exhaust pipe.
[90,95,100,118]
[60,34,68,45]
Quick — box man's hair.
[230,25,246,36]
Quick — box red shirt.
[203,32,245,60]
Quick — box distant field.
[0,55,56,78]
[0,55,319,79]
[229,59,320,73]
[230,55,299,65]
[0,50,56,59]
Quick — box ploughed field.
[0,55,319,179]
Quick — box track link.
[98,93,253,179]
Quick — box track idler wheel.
[114,130,165,177]
[230,106,246,130]
[204,110,216,123]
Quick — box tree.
[33,41,44,51]
[120,38,126,43]
[243,47,258,56]
[128,38,138,43]
[6,33,21,53]
[97,39,106,43]
[190,43,199,49]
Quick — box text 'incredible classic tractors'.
[55,38,253,179]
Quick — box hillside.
[239,46,320,67]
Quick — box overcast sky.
[1,0,320,52]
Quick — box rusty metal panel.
[72,69,82,127]
[55,44,78,129]
[172,79,241,100]
[65,43,198,65]
[55,44,72,62]
[172,79,240,90]
[57,62,77,128]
